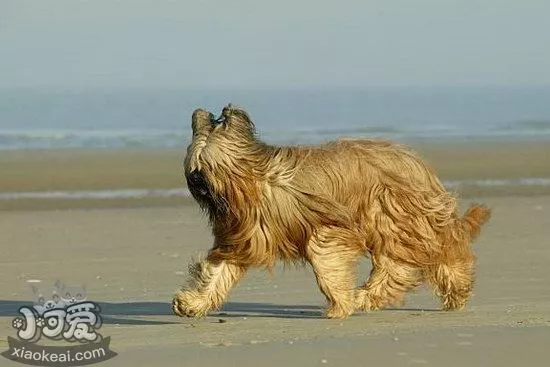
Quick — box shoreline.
[1,139,549,210]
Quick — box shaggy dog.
[172,104,491,319]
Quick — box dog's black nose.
[210,112,225,125]
[208,112,216,123]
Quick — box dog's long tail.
[461,204,491,242]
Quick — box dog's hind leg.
[425,252,476,311]
[306,227,364,319]
[172,259,246,317]
[355,256,423,311]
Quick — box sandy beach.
[1,140,550,366]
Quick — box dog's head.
[184,104,262,217]
[191,104,255,144]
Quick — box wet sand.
[1,141,550,366]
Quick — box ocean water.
[1,86,550,150]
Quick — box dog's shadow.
[98,301,325,320]
[0,300,323,325]
[0,300,441,325]
[218,302,323,319]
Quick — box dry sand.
[1,141,550,366]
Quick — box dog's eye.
[210,115,225,126]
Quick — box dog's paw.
[324,307,352,319]
[441,296,468,311]
[172,290,212,318]
[324,302,354,319]
[354,289,381,312]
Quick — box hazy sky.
[1,0,549,88]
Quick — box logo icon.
[2,281,117,366]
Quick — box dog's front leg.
[306,226,364,319]
[172,257,246,317]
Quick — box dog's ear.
[236,109,254,127]
[221,104,234,119]
[221,104,255,130]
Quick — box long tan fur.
[172,105,491,319]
